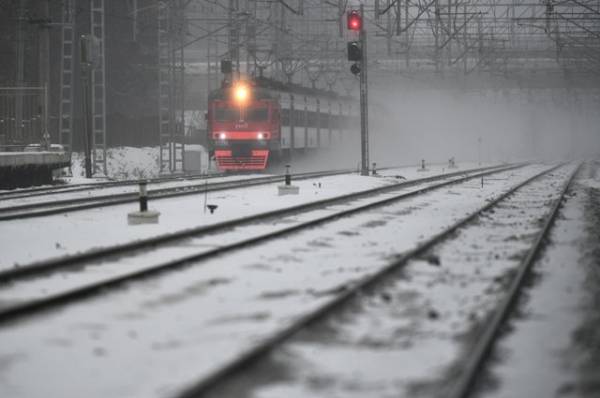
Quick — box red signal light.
[347,10,362,31]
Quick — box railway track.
[165,162,577,398]
[446,163,582,398]
[0,168,363,221]
[0,171,227,201]
[0,163,520,324]
[0,163,434,209]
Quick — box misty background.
[1,1,598,173]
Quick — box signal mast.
[346,6,369,176]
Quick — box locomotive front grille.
[215,149,269,170]
[230,143,253,158]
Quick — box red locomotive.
[206,78,353,171]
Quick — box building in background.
[0,0,159,151]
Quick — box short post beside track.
[285,164,291,186]
[139,180,148,212]
[278,164,299,195]
[128,180,160,224]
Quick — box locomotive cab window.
[215,108,240,122]
[246,108,269,122]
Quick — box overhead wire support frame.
[90,0,108,176]
[158,0,186,174]
[59,0,75,159]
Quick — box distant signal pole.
[347,6,369,176]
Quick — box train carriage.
[206,78,354,171]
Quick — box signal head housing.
[347,41,362,61]
[347,10,362,31]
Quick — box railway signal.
[346,7,369,176]
[347,10,362,31]
[347,41,362,61]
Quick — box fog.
[284,78,599,174]
[368,84,600,167]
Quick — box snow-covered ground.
[214,164,577,398]
[0,146,190,193]
[0,164,514,305]
[0,162,485,268]
[0,160,597,398]
[67,146,208,181]
[0,163,557,398]
[0,171,267,210]
[478,163,600,398]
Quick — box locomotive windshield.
[246,108,269,122]
[214,106,269,123]
[215,108,240,122]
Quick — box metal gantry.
[158,0,185,174]
[368,0,600,79]
[41,0,599,180]
[58,0,75,155]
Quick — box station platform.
[0,147,71,189]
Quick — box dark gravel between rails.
[170,163,566,398]
[0,163,521,324]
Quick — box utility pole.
[15,0,26,144]
[38,0,50,149]
[132,0,138,41]
[477,14,483,71]
[434,0,440,74]
[244,1,250,76]
[463,2,467,73]
[80,36,93,178]
[395,0,401,71]
[396,0,401,36]
[278,2,286,81]
[447,0,452,66]
[405,0,409,69]
[207,33,211,93]
[338,0,344,37]
[228,0,240,78]
[386,1,392,55]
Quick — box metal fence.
[0,86,48,151]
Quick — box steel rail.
[445,162,582,398]
[0,163,510,283]
[172,163,568,398]
[0,171,229,201]
[0,163,427,202]
[0,164,522,324]
[0,168,360,221]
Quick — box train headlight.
[218,132,227,140]
[257,132,264,140]
[233,82,249,105]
